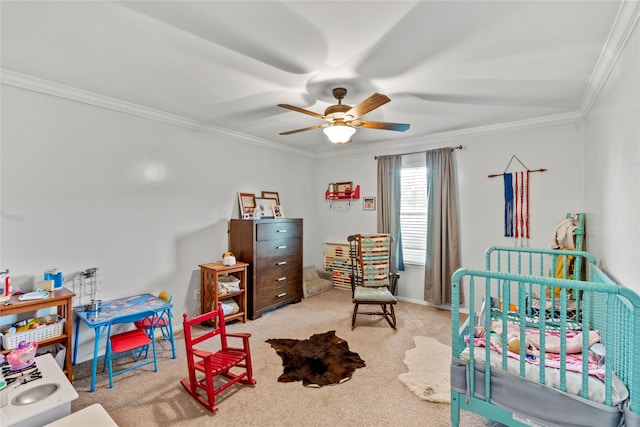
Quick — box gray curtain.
[376,155,404,272]
[424,148,461,305]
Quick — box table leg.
[90,325,108,393]
[73,315,80,366]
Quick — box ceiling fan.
[278,87,410,144]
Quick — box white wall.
[1,85,317,362]
[584,20,640,293]
[314,121,585,304]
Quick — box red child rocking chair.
[180,302,256,412]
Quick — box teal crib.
[450,248,640,427]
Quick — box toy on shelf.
[325,184,360,213]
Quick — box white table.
[45,403,117,426]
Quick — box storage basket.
[1,315,65,350]
[220,298,240,316]
[218,275,241,295]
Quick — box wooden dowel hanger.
[488,154,547,178]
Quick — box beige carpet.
[70,288,491,426]
[399,336,452,403]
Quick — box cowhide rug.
[266,330,365,387]
[398,336,451,403]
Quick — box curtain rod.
[374,145,462,160]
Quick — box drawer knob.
[277,292,287,298]
[277,229,288,233]
[276,245,287,249]
[276,277,287,282]
[276,261,287,266]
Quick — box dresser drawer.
[256,281,302,308]
[256,238,301,265]
[256,221,302,241]
[255,266,302,290]
[255,255,301,275]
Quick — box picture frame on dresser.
[261,191,280,204]
[238,193,256,218]
[272,205,284,218]
[255,197,277,218]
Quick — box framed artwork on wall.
[255,197,278,218]
[336,182,353,193]
[363,196,376,211]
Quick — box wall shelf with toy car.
[325,182,359,212]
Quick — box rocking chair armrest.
[225,346,250,354]
[225,333,252,349]
[226,332,251,339]
[193,348,212,359]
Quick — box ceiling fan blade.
[344,93,391,120]
[350,120,410,132]
[277,104,326,119]
[279,124,329,135]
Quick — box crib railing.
[452,266,639,414]
[587,264,640,415]
[485,246,595,279]
[485,247,596,322]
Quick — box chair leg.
[382,304,396,329]
[352,303,359,328]
[165,323,177,359]
[389,304,396,329]
[151,336,158,372]
[241,341,257,385]
[205,366,218,412]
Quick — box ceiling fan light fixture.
[323,125,356,144]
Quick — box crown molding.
[0,69,586,160]
[580,0,640,116]
[0,69,313,157]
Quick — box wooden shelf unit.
[0,287,75,381]
[324,242,353,289]
[199,262,248,326]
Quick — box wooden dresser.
[229,218,303,319]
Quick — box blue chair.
[134,290,176,359]
[103,310,158,388]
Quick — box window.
[400,154,427,265]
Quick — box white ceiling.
[0,1,627,155]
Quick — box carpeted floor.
[70,288,492,426]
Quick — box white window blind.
[400,154,427,266]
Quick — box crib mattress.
[451,357,625,427]
[458,346,628,405]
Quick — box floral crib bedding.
[461,318,629,405]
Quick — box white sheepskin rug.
[398,336,451,403]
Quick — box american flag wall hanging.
[489,155,546,247]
